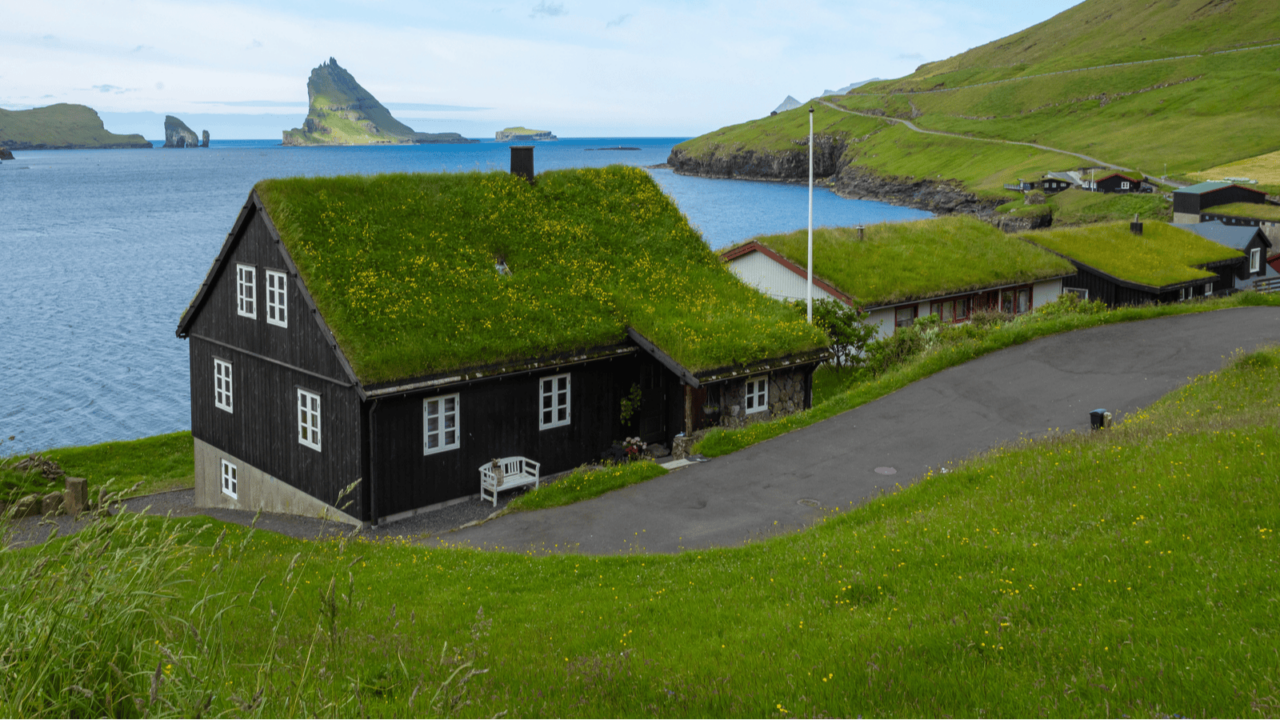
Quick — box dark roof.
[1172,220,1272,251]
[1175,181,1263,196]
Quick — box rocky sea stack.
[282,58,474,146]
[0,147,14,160]
[163,116,208,148]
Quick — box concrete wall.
[194,437,362,527]
[727,251,839,304]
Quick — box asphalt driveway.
[440,306,1280,555]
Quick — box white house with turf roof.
[722,217,1075,340]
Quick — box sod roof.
[741,215,1075,306]
[254,167,828,384]
[1022,221,1243,288]
[1202,202,1280,223]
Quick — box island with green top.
[495,126,557,142]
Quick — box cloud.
[247,39,262,50]
[384,102,490,112]
[155,82,165,90]
[130,45,152,52]
[41,34,57,42]
[606,13,631,28]
[91,84,135,94]
[530,1,565,19]
[895,52,925,61]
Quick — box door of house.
[632,358,667,446]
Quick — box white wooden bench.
[479,457,541,506]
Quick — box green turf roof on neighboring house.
[253,166,828,385]
[741,215,1076,307]
[1022,221,1244,288]
[1202,202,1280,222]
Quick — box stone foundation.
[193,437,362,527]
[713,368,809,431]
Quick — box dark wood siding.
[1175,185,1268,214]
[184,207,349,382]
[1096,175,1140,193]
[190,337,366,518]
[369,355,637,518]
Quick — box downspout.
[368,398,379,527]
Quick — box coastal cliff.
[163,116,206,148]
[283,58,474,146]
[496,127,557,142]
[0,104,152,150]
[668,140,997,216]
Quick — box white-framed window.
[1205,282,1214,296]
[1120,181,1130,190]
[1065,287,1089,300]
[236,264,257,318]
[266,269,288,327]
[214,358,233,413]
[539,373,571,430]
[220,459,238,499]
[297,389,321,451]
[1251,247,1262,273]
[423,393,460,455]
[744,376,768,415]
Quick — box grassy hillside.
[675,0,1280,213]
[0,104,152,150]
[6,340,1276,717]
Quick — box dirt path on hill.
[817,99,1132,172]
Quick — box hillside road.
[441,307,1280,555]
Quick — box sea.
[0,137,930,454]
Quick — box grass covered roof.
[1022,221,1243,288]
[744,215,1075,306]
[254,167,827,384]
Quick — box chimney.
[510,146,534,184]
[1130,213,1143,236]
[856,225,865,241]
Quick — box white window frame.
[1205,282,1213,296]
[744,376,768,415]
[214,358,233,413]
[1120,181,1130,190]
[236,264,257,319]
[220,459,238,499]
[297,389,321,451]
[423,393,460,455]
[539,373,571,430]
[265,269,288,328]
[1251,247,1262,273]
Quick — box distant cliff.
[163,116,207,148]
[496,127,557,142]
[0,104,152,150]
[282,58,475,146]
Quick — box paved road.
[441,307,1280,555]
[817,99,1131,172]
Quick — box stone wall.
[716,367,809,430]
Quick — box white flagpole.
[807,105,814,324]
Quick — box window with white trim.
[220,459,238,499]
[236,264,257,318]
[423,393,460,454]
[214,358,233,413]
[1251,247,1262,273]
[1120,181,1130,190]
[744,376,768,415]
[1205,282,1214,296]
[297,389,321,451]
[539,374,571,429]
[266,269,288,327]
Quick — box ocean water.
[0,138,929,453]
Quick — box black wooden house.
[1173,181,1268,223]
[177,161,830,526]
[1093,173,1143,194]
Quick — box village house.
[1172,220,1274,291]
[176,156,830,526]
[1021,220,1247,306]
[1092,172,1147,194]
[721,216,1076,339]
[1172,181,1269,224]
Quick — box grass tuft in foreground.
[1,431,193,500]
[505,461,668,513]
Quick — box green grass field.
[1046,188,1172,225]
[5,339,1276,717]
[1204,202,1280,222]
[0,431,193,501]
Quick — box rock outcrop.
[283,58,475,146]
[163,116,205,148]
[0,147,13,160]
[202,130,210,148]
[668,139,1000,216]
[495,127,557,142]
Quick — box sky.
[2,0,1084,140]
